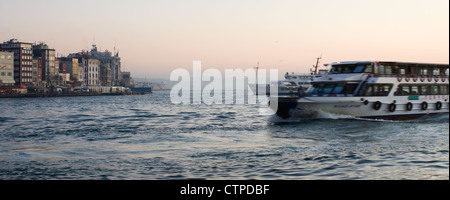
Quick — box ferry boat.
[270,61,449,120]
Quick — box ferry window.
[400,68,406,75]
[364,65,373,73]
[330,64,370,74]
[311,84,324,94]
[433,68,440,75]
[411,86,419,95]
[378,65,385,74]
[333,84,344,94]
[363,84,392,96]
[364,86,373,96]
[345,84,357,94]
[353,65,365,73]
[430,85,438,95]
[421,69,428,75]
[440,85,449,95]
[420,85,429,95]
[392,66,400,74]
[380,85,393,96]
[401,85,410,95]
[385,66,392,74]
[323,84,335,94]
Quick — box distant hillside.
[133,78,174,90]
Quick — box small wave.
[268,109,450,124]
[314,110,356,120]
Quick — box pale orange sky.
[1,0,448,79]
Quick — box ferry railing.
[375,74,449,82]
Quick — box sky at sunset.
[1,0,449,79]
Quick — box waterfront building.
[59,57,79,82]
[74,54,100,86]
[1,39,34,87]
[32,57,42,86]
[100,64,112,86]
[32,42,56,86]
[78,61,85,86]
[121,71,134,87]
[0,51,15,86]
[89,44,122,86]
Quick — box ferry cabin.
[274,61,449,120]
[309,61,449,98]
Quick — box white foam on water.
[268,109,449,123]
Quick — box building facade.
[1,39,34,87]
[100,65,112,86]
[32,43,56,86]
[89,44,122,86]
[32,57,42,86]
[75,55,100,86]
[59,57,79,82]
[0,51,15,86]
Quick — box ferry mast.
[312,55,322,75]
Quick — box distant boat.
[250,56,327,96]
[131,87,152,94]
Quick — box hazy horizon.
[1,0,449,79]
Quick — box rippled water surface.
[0,91,448,179]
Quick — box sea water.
[0,90,448,179]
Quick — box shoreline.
[0,92,151,99]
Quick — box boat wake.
[267,109,449,124]
[267,109,357,123]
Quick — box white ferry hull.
[272,96,449,120]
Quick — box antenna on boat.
[253,62,260,81]
[312,54,322,75]
[254,62,259,94]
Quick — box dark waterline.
[0,91,448,180]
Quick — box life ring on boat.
[412,75,418,82]
[389,103,396,112]
[373,101,382,111]
[436,101,442,110]
[397,74,403,82]
[405,75,410,82]
[421,102,428,110]
[406,102,413,111]
[420,75,425,82]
